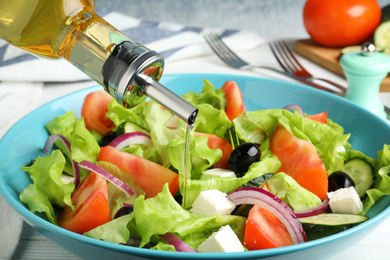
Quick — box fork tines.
[269,40,303,75]
[203,32,248,68]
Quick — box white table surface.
[1,38,390,259]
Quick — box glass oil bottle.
[0,0,198,124]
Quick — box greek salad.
[20,79,390,252]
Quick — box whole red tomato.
[303,0,381,47]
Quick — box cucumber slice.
[342,158,374,198]
[300,213,368,241]
[116,122,149,136]
[229,125,240,150]
[374,21,390,55]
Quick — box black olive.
[114,206,134,219]
[99,131,117,147]
[328,171,355,192]
[228,143,261,177]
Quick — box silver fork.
[203,32,342,95]
[268,40,347,93]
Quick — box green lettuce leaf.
[182,80,230,139]
[267,172,321,211]
[150,242,176,251]
[106,99,149,129]
[182,79,227,110]
[375,145,390,193]
[45,111,100,164]
[192,103,231,139]
[19,184,57,224]
[20,150,74,208]
[84,213,134,244]
[358,145,390,215]
[45,111,77,136]
[143,100,186,167]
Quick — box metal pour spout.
[102,41,198,124]
[135,74,198,125]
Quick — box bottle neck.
[58,11,133,86]
[58,11,166,110]
[102,41,164,108]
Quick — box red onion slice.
[43,134,80,186]
[283,104,304,116]
[160,232,197,252]
[108,132,152,150]
[294,196,329,218]
[79,160,134,196]
[227,187,307,244]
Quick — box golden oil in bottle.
[0,0,133,85]
[0,0,94,58]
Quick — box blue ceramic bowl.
[1,73,390,259]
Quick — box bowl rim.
[1,73,390,259]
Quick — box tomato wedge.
[98,146,179,198]
[194,132,233,169]
[81,90,115,136]
[269,126,328,200]
[221,81,246,121]
[58,172,110,234]
[244,204,293,250]
[306,111,328,124]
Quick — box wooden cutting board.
[294,39,390,92]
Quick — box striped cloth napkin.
[0,9,264,82]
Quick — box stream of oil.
[182,123,194,209]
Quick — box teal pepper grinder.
[340,42,390,120]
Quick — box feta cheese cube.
[327,186,363,214]
[197,225,245,252]
[201,168,237,179]
[190,189,235,217]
